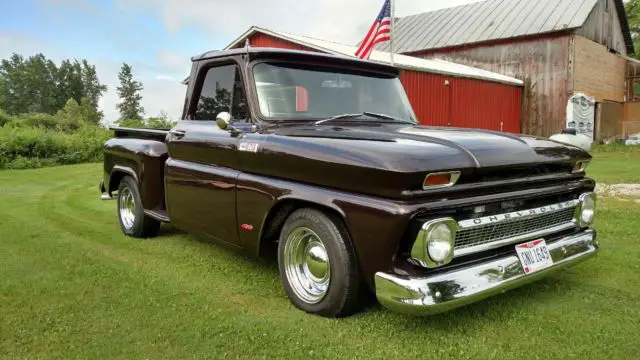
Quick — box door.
[598,101,623,141]
[165,62,249,246]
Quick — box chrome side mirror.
[216,112,231,130]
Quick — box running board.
[144,209,170,223]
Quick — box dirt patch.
[595,184,640,199]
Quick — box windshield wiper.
[361,112,416,124]
[315,112,416,125]
[315,113,366,125]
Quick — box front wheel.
[278,208,361,317]
[117,176,160,238]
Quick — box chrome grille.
[454,200,578,256]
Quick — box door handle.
[169,129,186,138]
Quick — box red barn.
[374,0,636,138]
[226,27,524,133]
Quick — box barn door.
[597,101,623,141]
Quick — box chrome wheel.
[283,227,331,304]
[119,187,136,230]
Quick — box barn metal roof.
[224,26,523,86]
[376,0,633,54]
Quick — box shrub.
[17,112,59,130]
[0,108,14,126]
[0,124,112,169]
[116,111,176,129]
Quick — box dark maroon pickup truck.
[100,47,598,317]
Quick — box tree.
[0,53,107,118]
[55,59,84,113]
[626,0,640,58]
[116,63,144,120]
[0,54,31,115]
[146,110,176,129]
[81,60,107,125]
[55,98,85,131]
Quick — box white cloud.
[0,33,51,59]
[155,74,178,82]
[157,49,190,72]
[123,0,484,45]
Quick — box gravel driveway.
[595,183,640,202]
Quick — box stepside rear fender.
[103,138,168,211]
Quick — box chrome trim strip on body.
[375,229,597,316]
[453,199,580,257]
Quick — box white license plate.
[515,239,553,274]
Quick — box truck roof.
[191,47,399,75]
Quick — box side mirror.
[216,112,232,130]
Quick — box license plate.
[515,239,553,274]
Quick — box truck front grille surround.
[453,200,579,257]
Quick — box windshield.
[252,62,416,122]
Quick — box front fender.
[236,172,411,287]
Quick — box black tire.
[278,208,361,317]
[117,176,160,238]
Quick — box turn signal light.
[423,171,461,190]
[572,160,590,173]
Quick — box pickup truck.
[100,47,598,318]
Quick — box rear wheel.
[278,208,361,317]
[117,176,160,238]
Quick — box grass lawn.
[1,149,639,359]
[588,145,640,183]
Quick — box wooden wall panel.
[575,0,627,55]
[598,101,624,140]
[622,121,640,135]
[625,101,640,120]
[572,35,626,102]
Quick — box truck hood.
[239,123,590,198]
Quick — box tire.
[278,208,361,317]
[117,176,160,238]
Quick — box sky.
[0,0,484,124]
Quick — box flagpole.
[390,0,395,66]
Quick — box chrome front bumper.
[375,229,598,315]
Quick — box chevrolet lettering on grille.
[459,200,580,228]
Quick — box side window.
[193,65,248,120]
[231,68,248,120]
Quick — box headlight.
[577,192,596,226]
[411,218,457,268]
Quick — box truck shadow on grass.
[358,276,583,332]
[164,225,582,329]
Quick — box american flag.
[355,0,392,60]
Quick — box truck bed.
[109,126,169,142]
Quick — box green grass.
[1,151,640,359]
[587,147,640,184]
